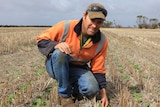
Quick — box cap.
[86,3,107,20]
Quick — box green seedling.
[35,68,45,76]
[150,66,156,72]
[13,72,21,78]
[131,62,142,72]
[6,93,15,104]
[122,75,130,81]
[20,83,27,91]
[144,103,150,107]
[119,67,124,73]
[132,93,142,103]
[31,98,46,107]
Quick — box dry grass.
[0,27,160,107]
[103,28,160,107]
[0,27,46,54]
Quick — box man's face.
[82,13,104,36]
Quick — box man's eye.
[91,19,96,22]
[97,21,103,24]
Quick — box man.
[36,3,109,107]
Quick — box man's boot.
[59,96,77,107]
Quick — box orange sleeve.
[36,21,65,43]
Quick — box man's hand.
[54,42,71,54]
[100,88,109,107]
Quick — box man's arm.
[37,40,58,57]
[94,73,109,107]
[100,88,108,107]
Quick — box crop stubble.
[0,27,160,107]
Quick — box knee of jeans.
[80,81,99,97]
[87,83,99,96]
[46,60,55,79]
[52,49,69,63]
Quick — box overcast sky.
[0,0,160,27]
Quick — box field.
[0,27,160,107]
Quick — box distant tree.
[137,15,143,28]
[136,15,160,29]
[115,24,122,28]
[142,16,149,28]
[102,21,113,28]
[136,15,150,28]
[157,22,160,28]
[149,18,158,25]
[112,20,122,28]
[149,18,158,29]
[137,15,143,24]
[142,16,148,24]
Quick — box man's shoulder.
[57,20,79,27]
[69,20,79,25]
[53,20,79,28]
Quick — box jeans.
[46,49,99,98]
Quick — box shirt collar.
[74,18,101,44]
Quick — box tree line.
[137,15,160,29]
[0,25,51,27]
[1,16,160,28]
[102,15,160,29]
[102,20,122,28]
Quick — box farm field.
[0,27,160,107]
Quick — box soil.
[0,28,160,107]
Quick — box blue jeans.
[46,49,99,98]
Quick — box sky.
[0,0,160,27]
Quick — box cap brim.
[88,12,105,20]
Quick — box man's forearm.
[100,88,107,98]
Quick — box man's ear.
[83,12,87,19]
